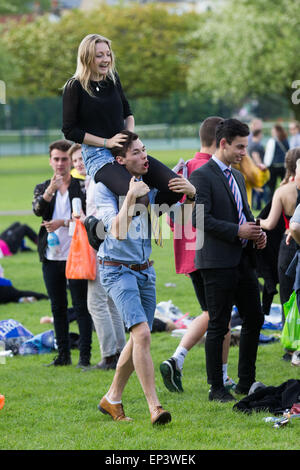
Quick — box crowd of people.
[3,33,300,426]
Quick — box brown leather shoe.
[98,396,133,422]
[150,406,172,425]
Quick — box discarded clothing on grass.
[233,379,300,415]
[125,317,176,333]
[153,300,194,332]
[229,328,279,346]
[19,330,56,355]
[155,300,185,323]
[0,319,34,354]
[231,304,283,331]
[258,333,279,344]
[261,321,282,330]
[0,318,80,355]
[0,277,12,287]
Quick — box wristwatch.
[186,193,196,202]
[63,219,70,227]
[47,188,55,197]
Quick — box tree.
[187,0,300,119]
[0,0,50,14]
[1,4,202,100]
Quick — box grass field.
[0,151,299,452]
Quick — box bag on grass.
[0,319,33,354]
[281,291,300,351]
[19,330,56,355]
[66,219,96,280]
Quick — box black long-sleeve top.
[62,75,133,144]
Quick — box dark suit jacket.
[32,177,86,262]
[190,158,256,269]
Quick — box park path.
[0,210,33,216]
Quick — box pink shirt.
[0,239,12,257]
[171,152,211,274]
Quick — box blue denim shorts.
[99,263,156,331]
[81,144,114,179]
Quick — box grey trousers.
[87,265,126,359]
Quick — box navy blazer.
[190,158,256,269]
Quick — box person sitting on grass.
[0,222,38,257]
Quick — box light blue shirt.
[290,133,300,149]
[291,203,300,225]
[212,155,245,213]
[94,181,158,264]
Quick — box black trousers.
[95,155,182,207]
[0,222,38,254]
[278,235,298,324]
[201,252,264,390]
[42,260,92,360]
[189,269,207,311]
[0,285,48,304]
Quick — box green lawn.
[0,151,299,451]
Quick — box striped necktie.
[147,204,163,247]
[224,168,247,247]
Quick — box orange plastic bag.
[0,394,5,410]
[66,219,97,280]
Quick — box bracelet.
[46,189,55,198]
[103,138,107,148]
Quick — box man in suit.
[190,119,266,402]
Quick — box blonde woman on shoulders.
[62,34,182,206]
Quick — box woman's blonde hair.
[71,34,116,96]
[68,143,82,160]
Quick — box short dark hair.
[215,118,249,148]
[199,116,224,147]
[49,139,72,157]
[110,130,139,159]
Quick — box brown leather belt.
[99,259,154,272]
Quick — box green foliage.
[0,0,50,14]
[0,92,234,129]
[188,0,300,118]
[1,4,202,100]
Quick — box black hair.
[215,119,249,148]
[110,130,139,159]
[49,139,72,156]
